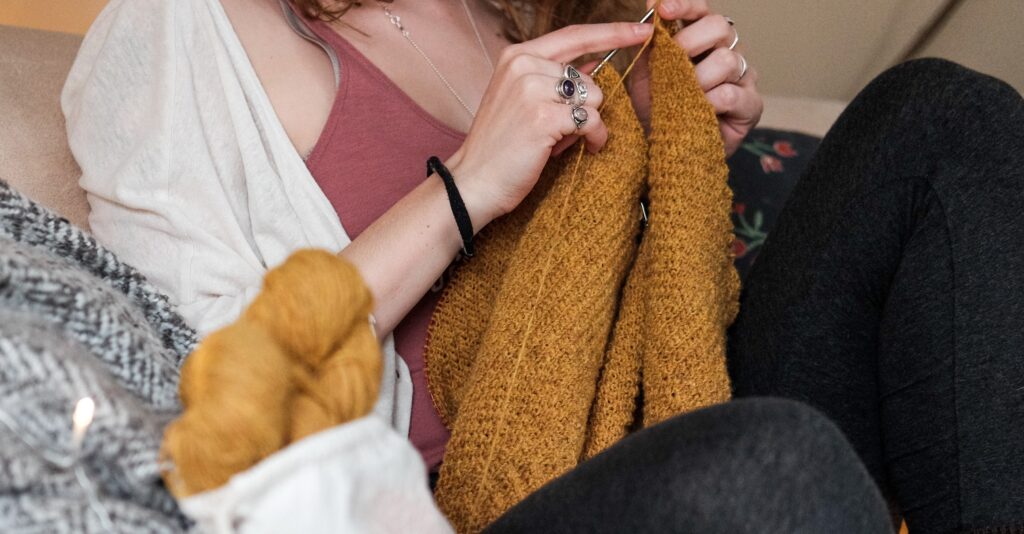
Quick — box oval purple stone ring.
[556,65,587,106]
[556,78,577,101]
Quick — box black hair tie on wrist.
[427,156,475,258]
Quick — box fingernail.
[634,23,653,35]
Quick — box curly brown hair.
[291,0,643,43]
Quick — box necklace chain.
[377,1,494,118]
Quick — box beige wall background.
[706,0,1023,99]
[2,0,1022,99]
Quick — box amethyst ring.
[556,65,588,106]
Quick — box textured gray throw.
[0,180,197,533]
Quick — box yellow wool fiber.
[161,250,383,498]
[425,22,740,532]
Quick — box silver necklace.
[376,0,494,118]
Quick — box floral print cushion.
[726,128,822,280]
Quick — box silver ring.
[725,17,740,50]
[576,81,589,106]
[556,67,588,105]
[556,77,577,103]
[736,54,749,82]
[571,106,588,130]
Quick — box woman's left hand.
[628,0,763,156]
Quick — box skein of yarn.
[161,250,383,498]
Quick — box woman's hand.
[447,22,655,227]
[630,0,763,156]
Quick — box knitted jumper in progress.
[424,24,741,532]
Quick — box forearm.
[340,22,657,336]
[338,155,494,337]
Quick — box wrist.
[445,153,500,233]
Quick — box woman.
[61,0,1022,531]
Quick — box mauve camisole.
[302,18,462,471]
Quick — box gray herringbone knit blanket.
[0,180,196,532]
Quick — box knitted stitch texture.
[425,24,740,533]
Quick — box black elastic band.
[427,156,475,258]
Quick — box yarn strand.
[465,15,662,511]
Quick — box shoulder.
[219,0,283,30]
[84,0,192,37]
[219,0,315,66]
[67,0,199,76]
[63,0,237,106]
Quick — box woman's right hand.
[446,22,654,229]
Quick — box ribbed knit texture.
[424,24,740,533]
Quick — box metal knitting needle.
[591,7,657,76]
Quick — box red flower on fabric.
[760,154,784,174]
[734,202,747,215]
[732,238,748,258]
[773,140,798,158]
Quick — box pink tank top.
[303,19,461,471]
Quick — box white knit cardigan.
[61,0,413,435]
[61,0,448,529]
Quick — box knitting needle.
[589,6,658,227]
[590,7,657,76]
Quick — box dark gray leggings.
[729,59,1024,533]
[487,398,891,534]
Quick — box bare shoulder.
[219,0,294,44]
[220,0,284,35]
[217,0,337,158]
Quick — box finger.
[513,23,653,64]
[503,53,568,80]
[694,47,746,92]
[578,59,600,74]
[737,63,759,87]
[705,81,763,126]
[567,61,607,109]
[573,72,604,110]
[523,72,604,109]
[559,105,607,154]
[551,135,580,156]
[647,0,710,22]
[674,14,735,58]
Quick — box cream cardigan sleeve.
[61,0,412,435]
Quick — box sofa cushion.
[0,25,89,230]
[727,128,824,279]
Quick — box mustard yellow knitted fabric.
[424,23,740,533]
[161,250,383,498]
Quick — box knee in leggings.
[658,399,891,531]
[702,398,853,458]
[650,398,866,480]
[862,58,1021,118]
[698,399,881,494]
